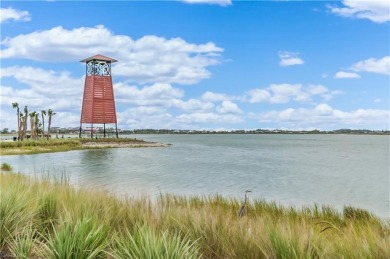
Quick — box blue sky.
[1,0,389,131]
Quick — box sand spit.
[81,141,171,148]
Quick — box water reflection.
[78,149,114,186]
[1,134,389,218]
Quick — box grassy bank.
[0,138,164,155]
[1,170,389,258]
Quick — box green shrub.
[1,163,12,171]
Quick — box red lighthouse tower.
[79,54,118,138]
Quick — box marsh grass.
[9,225,36,259]
[113,225,201,259]
[44,217,108,259]
[37,194,58,234]
[1,171,389,258]
[0,139,81,149]
[0,138,154,155]
[0,139,82,155]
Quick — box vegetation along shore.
[0,138,170,156]
[1,165,389,258]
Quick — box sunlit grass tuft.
[43,217,108,259]
[9,225,36,259]
[113,224,201,259]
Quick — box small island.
[0,138,170,156]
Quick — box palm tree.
[12,102,20,140]
[19,112,24,140]
[29,112,36,140]
[22,106,28,140]
[41,110,47,139]
[47,109,56,140]
[34,112,39,140]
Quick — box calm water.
[1,134,389,218]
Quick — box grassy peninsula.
[0,138,169,156]
[1,167,389,258]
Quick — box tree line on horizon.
[124,128,390,135]
[11,102,56,141]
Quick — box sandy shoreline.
[0,139,171,155]
[81,141,171,148]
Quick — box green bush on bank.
[0,171,389,258]
[1,163,12,171]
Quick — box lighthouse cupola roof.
[80,54,118,63]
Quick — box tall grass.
[1,171,389,258]
[0,177,35,248]
[37,194,58,234]
[0,138,152,155]
[0,139,81,148]
[44,217,108,259]
[8,225,36,259]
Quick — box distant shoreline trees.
[11,102,56,140]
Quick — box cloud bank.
[0,7,30,23]
[0,25,223,85]
[329,0,390,23]
[181,0,232,6]
[278,51,304,67]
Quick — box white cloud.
[334,71,361,79]
[247,84,333,104]
[0,7,30,23]
[114,83,184,106]
[250,104,390,129]
[247,89,271,103]
[173,99,215,111]
[278,51,304,67]
[1,66,83,96]
[329,0,390,23]
[201,91,230,102]
[306,85,329,95]
[350,56,390,75]
[181,0,232,6]
[0,66,84,112]
[0,64,236,130]
[114,83,215,111]
[176,112,243,124]
[269,84,309,103]
[118,107,174,129]
[0,25,223,84]
[216,101,242,114]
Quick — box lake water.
[1,134,389,218]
